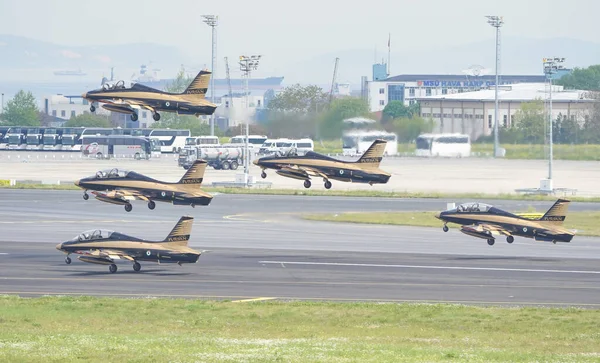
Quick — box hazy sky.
[1,0,599,80]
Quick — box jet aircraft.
[75,159,212,212]
[82,69,217,121]
[56,216,205,273]
[253,139,391,189]
[435,199,575,245]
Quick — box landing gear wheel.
[487,239,495,246]
[153,112,160,121]
[133,262,141,272]
[65,256,71,264]
[109,264,117,273]
[230,161,239,170]
[261,171,267,179]
[124,203,133,212]
[90,105,96,113]
[506,235,514,244]
[443,225,449,232]
[148,200,156,210]
[130,113,138,121]
[83,193,89,200]
[324,180,332,189]
[303,180,311,189]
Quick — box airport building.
[416,83,595,140]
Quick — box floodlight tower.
[202,15,218,136]
[486,15,504,157]
[239,55,262,186]
[543,57,566,182]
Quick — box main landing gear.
[303,180,311,188]
[133,261,141,272]
[487,239,495,246]
[124,203,133,212]
[109,264,118,273]
[324,180,332,189]
[130,112,138,121]
[148,200,156,210]
[153,112,161,121]
[506,235,514,244]
[83,192,89,200]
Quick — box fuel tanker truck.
[178,145,244,170]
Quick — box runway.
[1,189,600,306]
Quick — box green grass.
[1,184,598,203]
[303,210,600,236]
[1,296,600,362]
[473,143,600,161]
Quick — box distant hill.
[282,36,600,86]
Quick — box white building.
[43,95,110,120]
[367,74,548,112]
[416,83,595,140]
[213,94,264,128]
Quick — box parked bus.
[61,127,85,151]
[148,129,191,153]
[7,127,27,150]
[0,126,10,149]
[342,130,398,156]
[42,128,64,150]
[228,134,268,154]
[82,135,151,159]
[415,133,471,158]
[25,127,44,150]
[147,137,162,158]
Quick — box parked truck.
[178,145,244,170]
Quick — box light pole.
[1,93,4,118]
[239,55,261,186]
[202,15,218,136]
[486,15,503,157]
[543,57,566,182]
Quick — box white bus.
[185,135,220,147]
[25,127,44,150]
[149,129,191,153]
[43,128,64,151]
[0,126,10,150]
[82,135,151,159]
[229,134,268,154]
[7,127,27,150]
[342,130,398,156]
[415,133,471,158]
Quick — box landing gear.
[109,264,117,273]
[261,171,267,179]
[133,262,141,272]
[487,239,495,246]
[148,200,156,210]
[506,235,514,244]
[124,203,133,212]
[83,192,89,200]
[90,105,96,113]
[65,256,71,264]
[153,112,161,121]
[443,225,449,232]
[130,113,138,121]
[324,180,332,189]
[303,179,311,189]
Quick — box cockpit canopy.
[101,80,128,91]
[73,229,114,242]
[451,202,493,213]
[94,168,130,179]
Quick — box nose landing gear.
[442,225,449,232]
[83,192,89,200]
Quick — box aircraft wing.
[92,189,150,204]
[76,248,136,262]
[106,99,156,113]
[281,165,328,179]
[469,223,512,236]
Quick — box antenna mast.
[329,57,339,105]
[224,57,233,107]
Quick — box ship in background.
[53,69,87,76]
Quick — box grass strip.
[1,296,600,362]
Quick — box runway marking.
[258,260,600,275]
[0,220,221,224]
[0,290,599,307]
[231,297,277,303]
[0,253,8,255]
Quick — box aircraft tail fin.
[355,139,387,169]
[163,216,194,246]
[538,199,570,225]
[177,159,207,186]
[182,70,211,98]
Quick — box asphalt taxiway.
[1,189,600,306]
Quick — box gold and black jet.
[56,216,206,273]
[253,139,391,189]
[75,159,212,212]
[82,69,217,121]
[435,199,575,246]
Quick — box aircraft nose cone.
[435,212,441,219]
[74,179,80,187]
[81,92,88,98]
[252,159,259,166]
[56,243,63,251]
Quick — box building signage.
[417,80,513,87]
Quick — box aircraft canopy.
[454,202,492,213]
[73,229,115,242]
[94,168,130,179]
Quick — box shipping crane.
[329,57,340,105]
